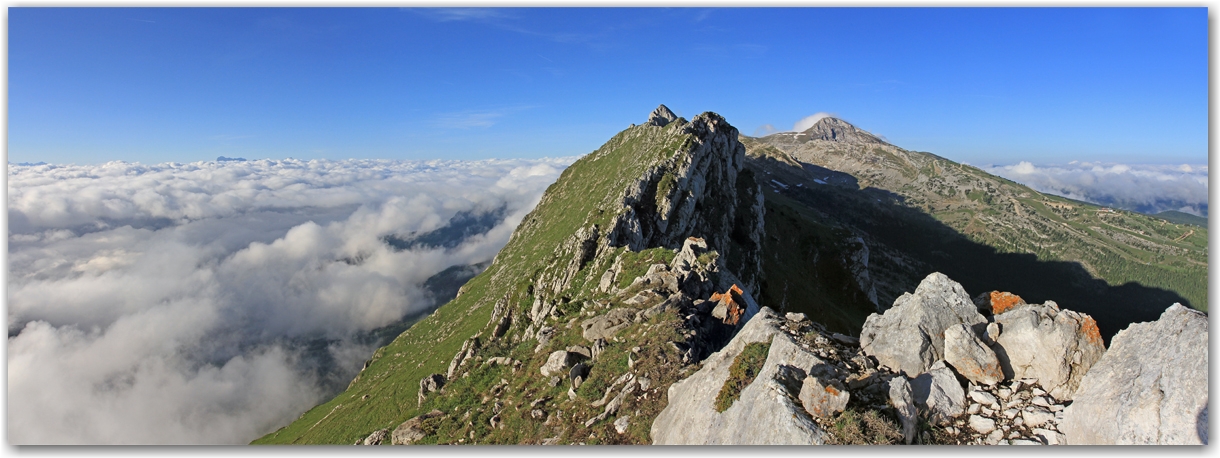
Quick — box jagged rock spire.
[646,104,679,127]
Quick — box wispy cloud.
[984,161,1209,216]
[753,124,778,136]
[413,8,513,23]
[792,112,836,132]
[6,157,575,444]
[431,106,534,130]
[433,111,505,129]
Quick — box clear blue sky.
[9,7,1207,166]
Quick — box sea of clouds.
[6,157,573,444]
[984,161,1209,217]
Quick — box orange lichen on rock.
[1080,315,1103,346]
[824,385,840,396]
[988,291,1026,315]
[710,285,746,325]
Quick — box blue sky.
[9,7,1207,166]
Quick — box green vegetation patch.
[714,339,772,412]
[615,247,677,290]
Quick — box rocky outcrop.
[391,409,445,445]
[607,111,765,296]
[580,308,636,341]
[859,272,987,376]
[540,350,583,377]
[1061,304,1208,445]
[990,301,1104,400]
[417,373,445,406]
[646,104,679,127]
[651,307,830,444]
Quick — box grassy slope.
[750,135,1207,313]
[254,121,697,445]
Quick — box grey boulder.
[652,307,829,444]
[1061,304,1208,445]
[911,360,966,425]
[991,301,1105,400]
[860,272,986,376]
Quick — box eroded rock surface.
[860,272,986,376]
[1061,304,1208,445]
[651,307,829,445]
[991,301,1104,400]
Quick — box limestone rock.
[652,307,829,444]
[798,375,850,419]
[969,415,996,434]
[391,409,444,445]
[1022,407,1055,429]
[417,373,445,406]
[606,111,764,295]
[614,416,631,434]
[446,337,479,380]
[944,323,1003,386]
[361,428,388,445]
[911,360,966,425]
[860,272,986,376]
[646,104,679,127]
[991,301,1105,400]
[888,376,918,445]
[1061,304,1208,445]
[581,308,636,341]
[540,351,582,377]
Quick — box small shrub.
[714,339,771,412]
[825,408,903,445]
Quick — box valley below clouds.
[984,161,1209,217]
[6,157,572,444]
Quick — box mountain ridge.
[253,106,1206,446]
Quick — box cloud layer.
[7,157,572,444]
[983,161,1209,217]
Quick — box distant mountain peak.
[646,104,680,127]
[802,117,889,145]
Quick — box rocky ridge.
[257,107,1206,446]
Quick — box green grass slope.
[253,120,706,445]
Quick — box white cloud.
[792,112,835,132]
[985,161,1209,217]
[6,157,574,444]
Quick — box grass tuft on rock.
[713,339,771,412]
[825,408,904,445]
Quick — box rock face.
[646,104,679,127]
[991,301,1104,400]
[391,409,445,445]
[860,272,986,376]
[607,111,765,295]
[888,377,918,444]
[581,308,636,341]
[943,324,1003,386]
[417,373,445,406]
[651,307,829,444]
[801,116,889,145]
[540,350,583,377]
[1061,304,1208,445]
[910,360,967,425]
